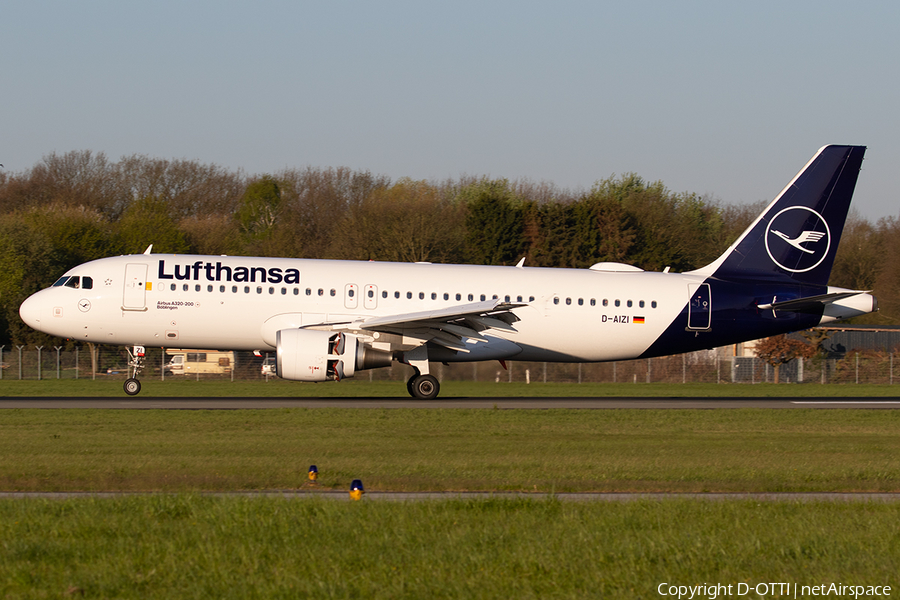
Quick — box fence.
[1,345,898,385]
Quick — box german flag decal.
[633,316,645,324]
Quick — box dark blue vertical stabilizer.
[695,145,865,286]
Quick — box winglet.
[143,244,153,255]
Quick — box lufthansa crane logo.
[764,206,831,273]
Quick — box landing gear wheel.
[409,374,440,400]
[124,378,142,396]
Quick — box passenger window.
[480,294,486,301]
[443,293,449,300]
[566,298,572,305]
[590,299,596,306]
[652,301,658,308]
[529,296,535,302]
[407,292,412,299]
[627,300,633,308]
[553,297,560,305]
[603,299,608,307]
[293,288,299,295]
[257,287,263,294]
[431,293,437,300]
[232,286,238,293]
[207,285,213,292]
[318,289,324,296]
[395,291,400,299]
[195,285,201,292]
[281,288,287,295]
[269,287,275,295]
[639,300,645,308]
[456,293,461,301]
[244,286,250,294]
[419,292,425,300]
[219,285,225,293]
[368,290,374,298]
[306,288,312,296]
[171,284,177,291]
[382,291,387,298]
[468,294,474,301]
[349,289,354,297]
[184,284,189,292]
[578,298,583,306]
[330,289,336,296]
[615,299,620,307]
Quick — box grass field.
[3,378,900,397]
[1,408,898,493]
[3,399,899,597]
[1,496,898,599]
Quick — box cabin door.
[123,263,148,311]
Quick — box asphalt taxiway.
[2,396,900,409]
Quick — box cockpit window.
[53,275,93,289]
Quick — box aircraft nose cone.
[19,293,44,330]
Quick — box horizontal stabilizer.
[758,290,869,312]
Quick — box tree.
[460,179,527,265]
[0,215,55,344]
[333,178,465,263]
[754,334,816,383]
[237,175,283,240]
[179,214,242,256]
[117,196,190,255]
[830,210,882,292]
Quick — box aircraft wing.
[758,291,870,313]
[331,299,525,352]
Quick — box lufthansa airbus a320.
[19,145,876,398]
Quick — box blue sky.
[3,1,898,220]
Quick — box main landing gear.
[124,345,145,396]
[402,346,440,399]
[407,372,440,400]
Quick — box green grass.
[3,378,900,396]
[1,496,898,599]
[1,409,899,493]
[2,407,898,596]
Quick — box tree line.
[0,150,895,346]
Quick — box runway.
[2,396,900,409]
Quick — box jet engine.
[275,329,392,382]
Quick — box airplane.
[18,145,876,399]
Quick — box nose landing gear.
[124,345,145,396]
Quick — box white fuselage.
[20,254,697,362]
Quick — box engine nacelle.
[275,329,391,382]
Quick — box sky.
[3,1,899,220]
